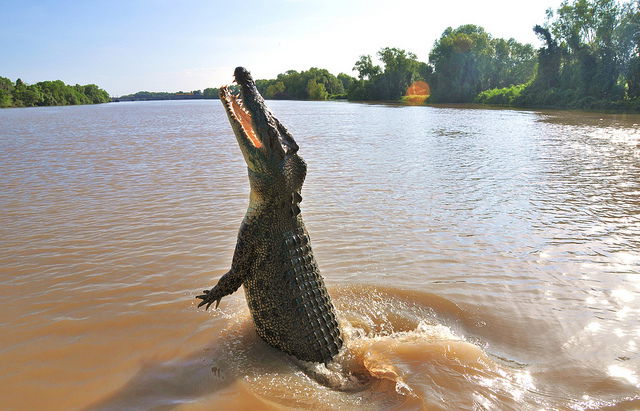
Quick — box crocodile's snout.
[234,66,251,83]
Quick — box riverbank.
[7,93,639,115]
[113,89,219,102]
[479,101,640,114]
[475,83,640,113]
[349,97,640,114]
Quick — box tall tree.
[202,87,219,99]
[353,55,381,80]
[0,77,14,107]
[13,79,44,107]
[547,0,630,98]
[620,0,640,97]
[255,68,345,100]
[533,24,562,88]
[376,47,426,99]
[348,47,429,100]
[428,25,495,102]
[306,79,329,100]
[337,73,356,92]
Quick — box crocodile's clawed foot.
[196,289,222,310]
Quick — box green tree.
[0,77,14,107]
[254,68,344,100]
[620,0,640,97]
[375,47,425,99]
[265,81,286,98]
[306,79,329,100]
[489,38,537,88]
[347,47,429,101]
[492,0,640,109]
[203,87,219,99]
[306,67,344,95]
[532,24,562,88]
[428,25,538,103]
[82,84,110,103]
[337,73,356,91]
[428,25,495,102]
[0,90,11,107]
[353,55,381,80]
[549,0,629,97]
[13,79,44,106]
[0,77,110,108]
[37,80,68,105]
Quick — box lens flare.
[404,81,430,105]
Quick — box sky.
[1,0,565,96]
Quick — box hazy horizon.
[2,0,564,96]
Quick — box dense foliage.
[255,68,350,100]
[475,83,529,105]
[427,25,537,103]
[0,77,110,108]
[343,32,535,103]
[119,69,354,102]
[348,47,432,100]
[478,0,640,110]
[116,88,220,101]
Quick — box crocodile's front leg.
[197,232,253,310]
[196,268,244,310]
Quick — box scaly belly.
[243,227,342,363]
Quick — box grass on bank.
[474,83,640,112]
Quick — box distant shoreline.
[0,77,110,108]
[110,97,640,115]
[3,95,637,115]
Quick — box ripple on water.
[1,101,639,409]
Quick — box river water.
[1,100,639,410]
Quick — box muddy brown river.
[1,100,639,410]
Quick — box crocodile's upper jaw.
[219,67,298,173]
[219,85,266,160]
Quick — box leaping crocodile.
[196,67,343,364]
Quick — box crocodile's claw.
[196,289,222,310]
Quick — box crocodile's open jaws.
[197,67,343,364]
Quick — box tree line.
[0,77,110,108]
[10,0,632,111]
[255,67,352,100]
[116,88,220,101]
[253,0,639,111]
[110,0,639,111]
[251,34,536,103]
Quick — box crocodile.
[196,67,343,364]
